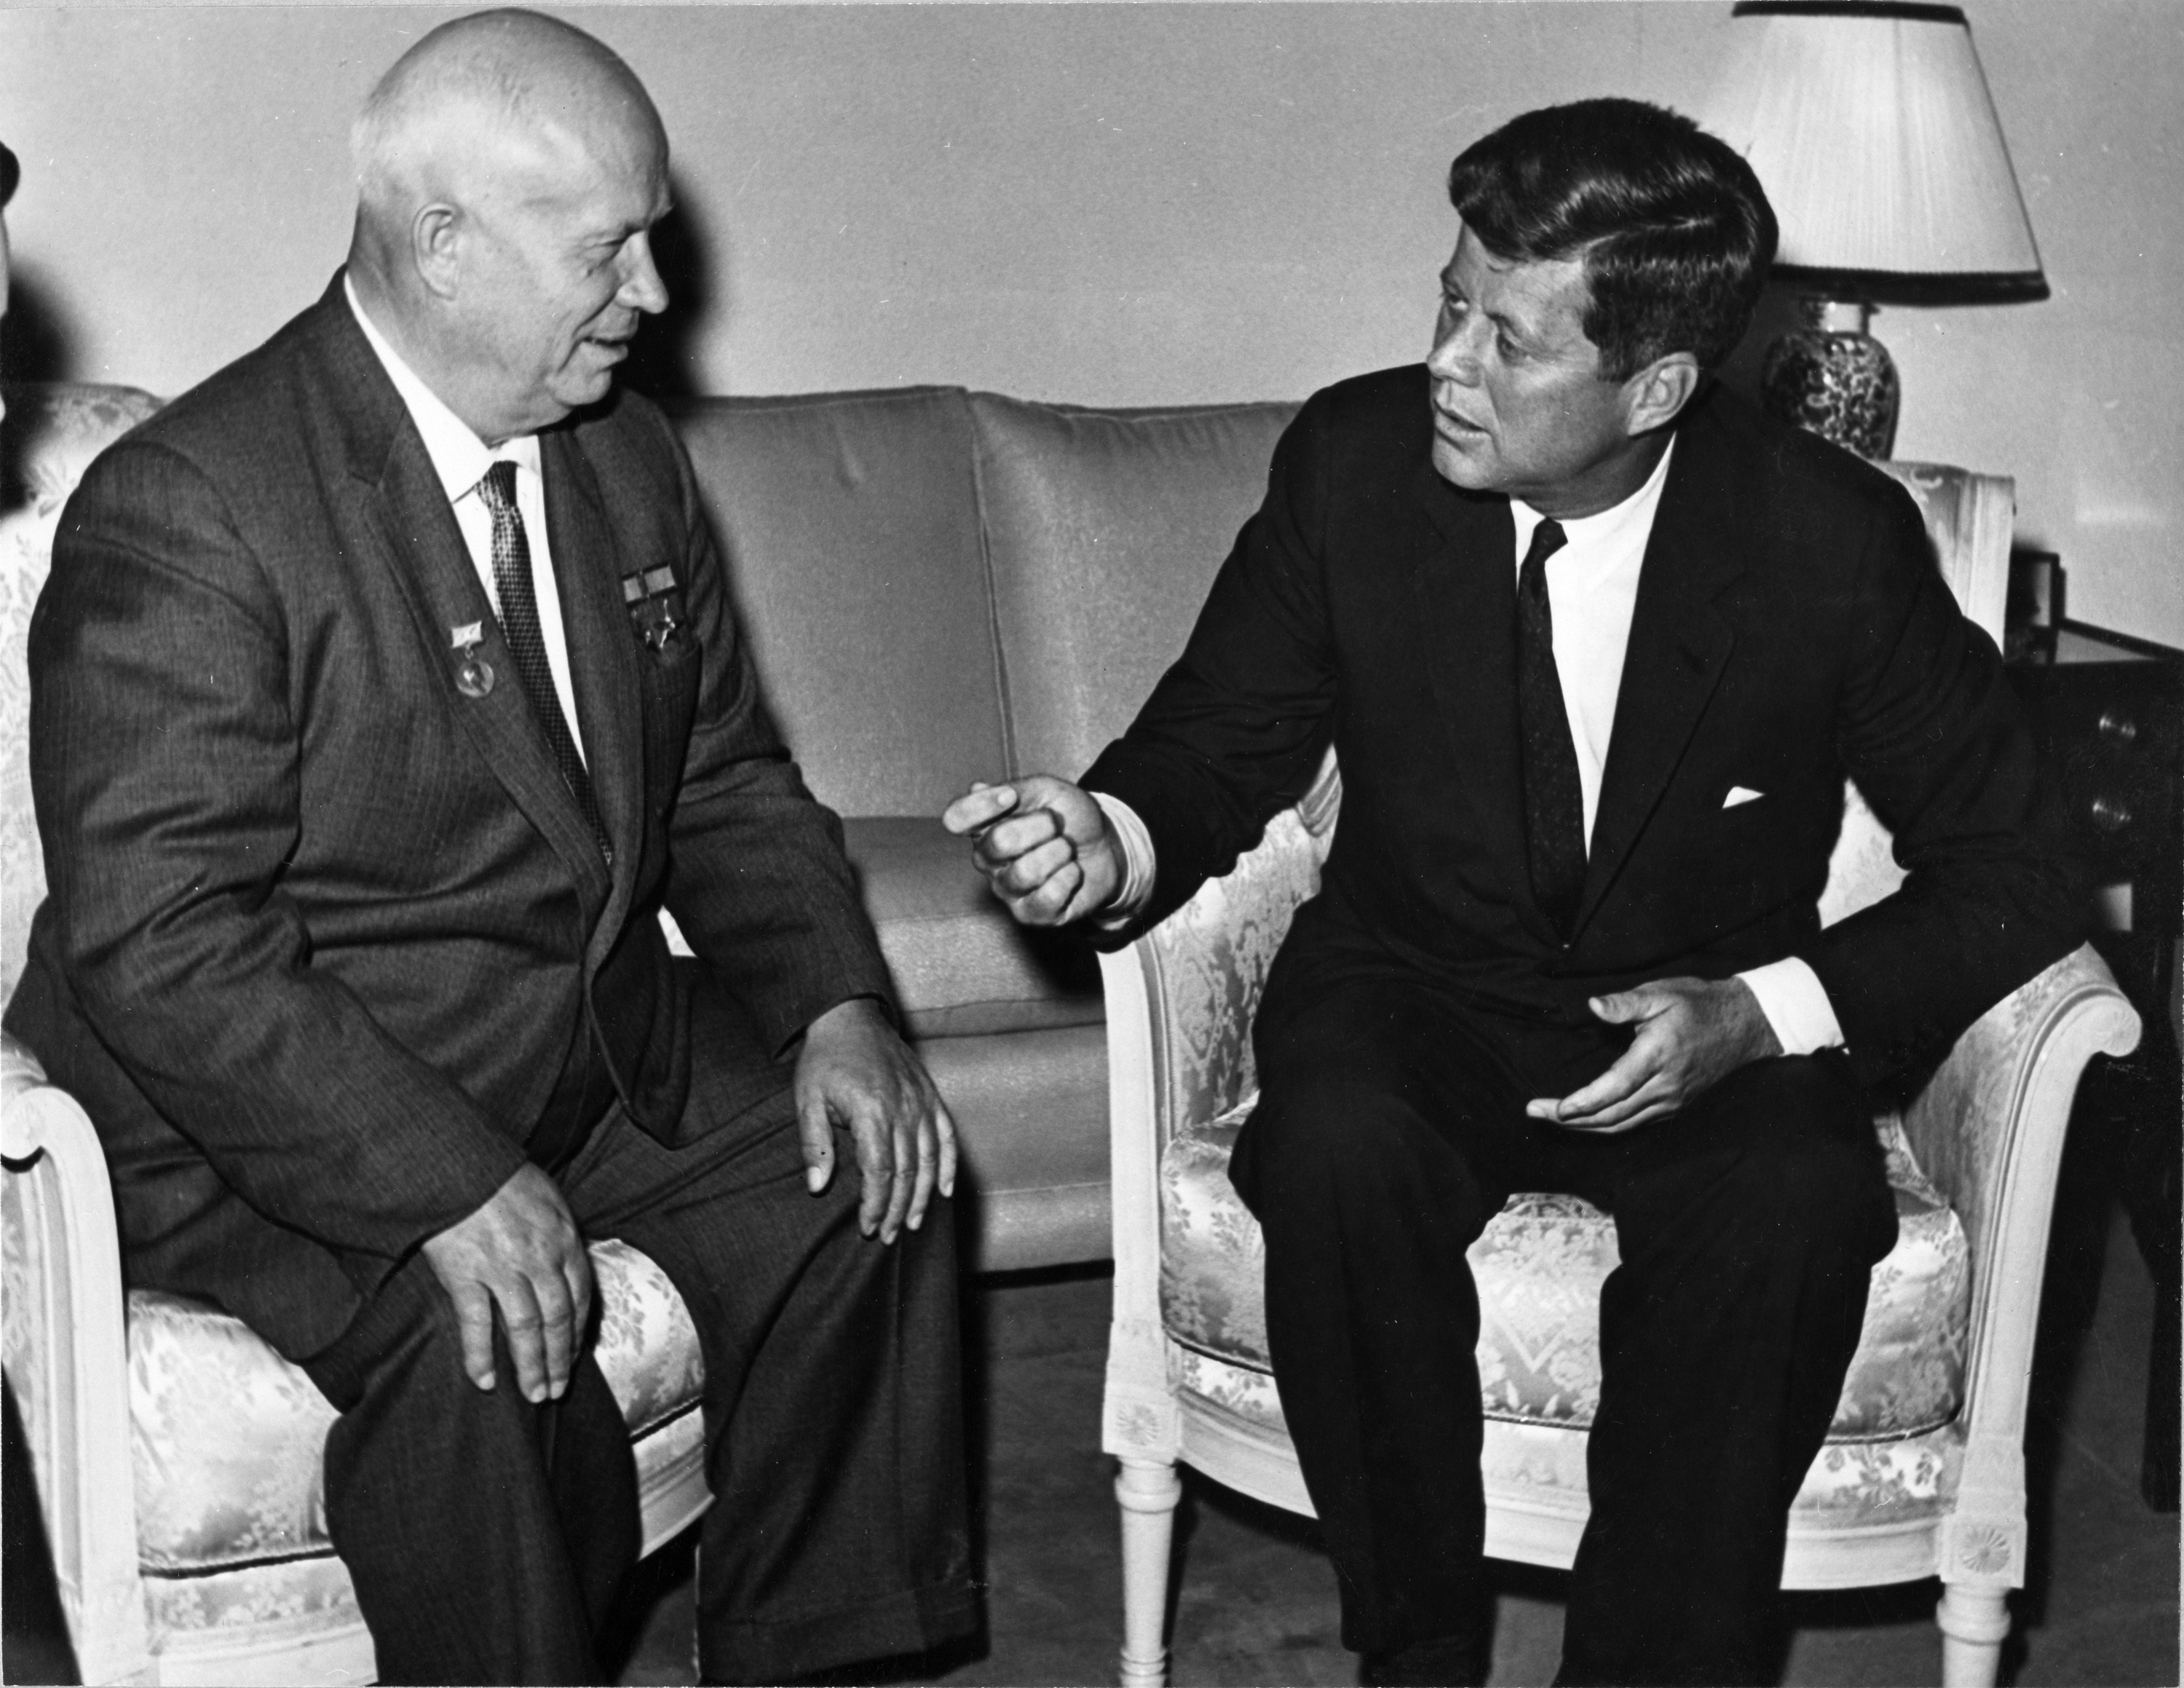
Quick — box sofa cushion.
[666,388,1005,818]
[1161,1095,1969,1441]
[129,1238,703,1574]
[842,816,1101,1038]
[969,393,1298,779]
[915,1022,1111,1271]
[1168,1340,1969,1536]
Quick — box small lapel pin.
[451,622,495,699]
[636,595,681,652]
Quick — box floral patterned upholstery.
[129,1237,705,1580]
[142,1552,370,1654]
[1162,1094,1969,1443]
[128,1295,341,1574]
[0,383,167,1004]
[1164,1338,1966,1530]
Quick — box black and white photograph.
[1,4,2177,1684]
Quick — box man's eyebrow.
[1452,282,1524,335]
[581,213,662,245]
[1439,269,1537,343]
[1489,305,1532,343]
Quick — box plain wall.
[4,1,2180,644]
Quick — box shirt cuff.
[1091,792,1158,929]
[1736,956,1845,1057]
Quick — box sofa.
[656,384,1299,1269]
[0,375,1297,1682]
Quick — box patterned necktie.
[475,462,611,864]
[1515,517,1585,937]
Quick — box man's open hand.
[419,1162,593,1402]
[943,775,1122,927]
[795,996,958,1243]
[1527,976,1782,1133]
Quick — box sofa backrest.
[665,387,1297,815]
[664,387,1008,818]
[968,394,1299,779]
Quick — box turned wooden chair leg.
[1116,1455,1182,1688]
[1936,1583,2011,1688]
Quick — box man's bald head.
[352,10,665,248]
[344,9,670,443]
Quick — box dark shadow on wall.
[1,267,79,387]
[619,177,719,405]
[1,268,79,517]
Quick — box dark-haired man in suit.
[9,12,976,1681]
[949,98,2081,1686]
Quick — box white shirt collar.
[344,274,541,502]
[1511,433,1677,564]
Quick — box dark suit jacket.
[1085,366,2084,1095]
[5,277,894,1359]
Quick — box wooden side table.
[2009,621,2182,1510]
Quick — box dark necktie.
[476,462,611,864]
[1515,517,1585,937]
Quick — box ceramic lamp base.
[1760,298,1900,460]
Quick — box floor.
[6,1166,2176,1686]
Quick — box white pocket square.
[1723,786,1765,808]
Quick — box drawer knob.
[2090,794,2134,833]
[2098,709,2140,746]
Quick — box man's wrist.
[1089,791,1157,928]
[802,993,894,1044]
[1734,957,1843,1057]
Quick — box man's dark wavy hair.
[1447,98,1777,382]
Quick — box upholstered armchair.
[0,384,713,1684]
[1097,462,2142,1688]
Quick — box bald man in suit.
[8,13,975,1681]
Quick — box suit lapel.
[541,429,646,953]
[1573,428,1744,935]
[1408,464,1562,943]
[315,283,614,906]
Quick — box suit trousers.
[1228,960,1899,1687]
[303,1072,977,1686]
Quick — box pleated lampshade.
[1699,1,2046,304]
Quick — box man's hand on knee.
[943,775,1123,926]
[794,996,959,1244]
[419,1163,593,1403]
[1527,976,1784,1133]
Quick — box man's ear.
[412,203,462,301]
[1621,352,1701,437]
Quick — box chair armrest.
[1099,752,1341,1158]
[1100,752,1340,1372]
[1904,943,2140,1441]
[2,1032,152,1682]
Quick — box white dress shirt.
[1094,436,1845,1057]
[345,277,587,765]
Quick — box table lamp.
[1698,1,2046,459]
